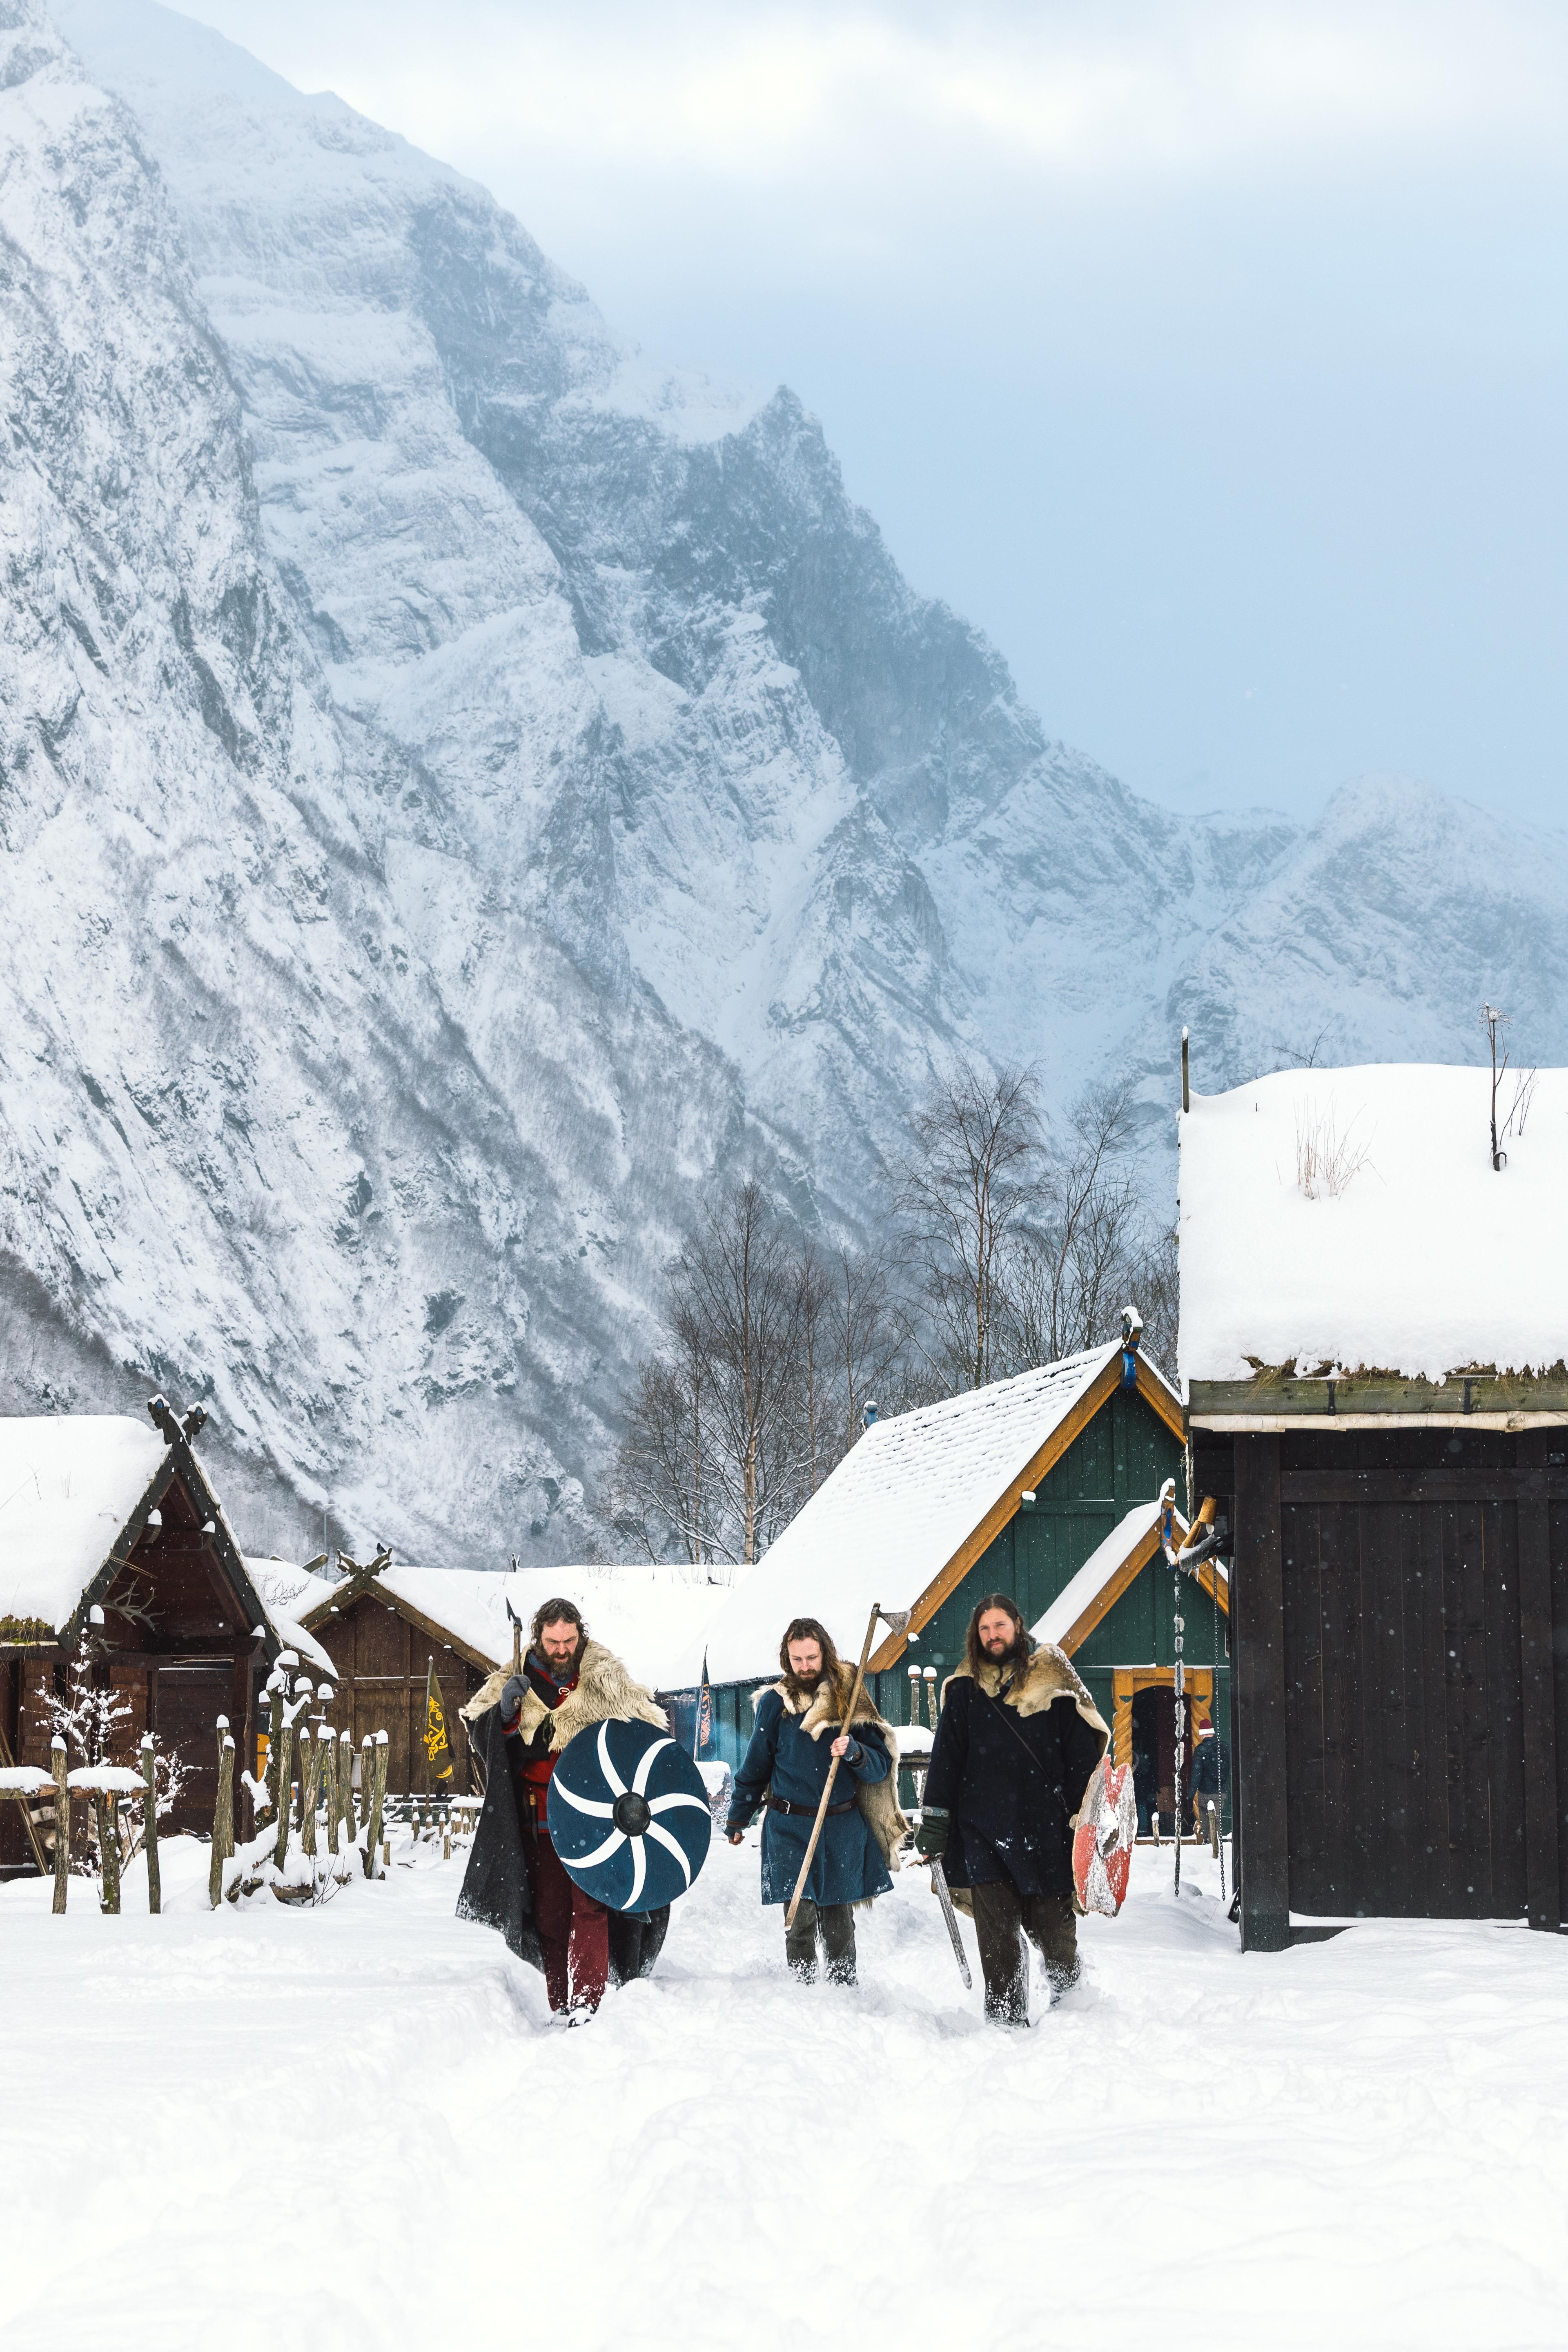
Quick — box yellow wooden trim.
[867,1351,1125,1672]
[1189,1557,1230,1617]
[1111,1670,1136,1769]
[1135,1352,1186,1444]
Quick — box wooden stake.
[51,1737,69,1915]
[786,1603,884,1930]
[299,1726,319,1860]
[264,1683,285,1819]
[272,1718,295,1870]
[209,1736,234,1908]
[141,1736,161,1915]
[98,1791,121,1914]
[324,1732,340,1857]
[341,1730,358,1841]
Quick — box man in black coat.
[917,1592,1108,2023]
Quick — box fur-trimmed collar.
[943,1639,1107,1731]
[752,1666,888,1742]
[463,1639,667,1750]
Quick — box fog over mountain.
[4,0,1566,1564]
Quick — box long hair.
[964,1592,1030,1679]
[530,1598,587,1661]
[778,1615,842,1699]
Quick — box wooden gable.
[300,1578,490,1797]
[861,1367,1187,1729]
[866,1353,1184,1677]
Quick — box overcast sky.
[178,0,1566,825]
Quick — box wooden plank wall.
[1220,1424,1566,1938]
[307,1596,482,1796]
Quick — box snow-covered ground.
[2,1835,1562,2350]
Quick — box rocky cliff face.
[4,0,1566,1563]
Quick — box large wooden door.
[1282,1492,1529,1919]
[154,1662,234,1832]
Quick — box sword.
[924,1855,973,1989]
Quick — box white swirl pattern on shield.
[550,1722,711,1910]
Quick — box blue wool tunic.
[727,1689,893,1908]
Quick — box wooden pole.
[141,1736,161,1915]
[358,1736,373,1866]
[51,1736,69,1915]
[362,1732,388,1878]
[786,1603,883,1930]
[324,1730,341,1857]
[298,1726,319,1860]
[339,1729,356,1841]
[272,1717,296,1869]
[97,1791,121,1914]
[209,1735,235,1907]
[264,1683,285,1820]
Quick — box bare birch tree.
[898,1057,1044,1390]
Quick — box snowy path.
[2,1833,1564,2350]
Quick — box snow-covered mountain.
[5,0,1568,1563]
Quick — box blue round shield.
[547,1719,713,1913]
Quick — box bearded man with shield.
[459,1599,673,2019]
[724,1615,908,1986]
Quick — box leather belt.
[769,1794,854,1817]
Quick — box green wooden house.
[663,1336,1221,1822]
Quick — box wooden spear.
[785,1601,911,1930]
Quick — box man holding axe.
[725,1612,908,1985]
[917,1592,1108,2024]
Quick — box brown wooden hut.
[1180,1061,1568,1950]
[298,1565,499,1797]
[0,1396,284,1875]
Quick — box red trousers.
[526,1829,609,2015]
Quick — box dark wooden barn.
[1180,1062,1568,1948]
[0,1396,285,1875]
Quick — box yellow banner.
[424,1657,454,1782]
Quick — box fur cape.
[941,1639,1109,1751]
[750,1666,909,1872]
[463,1640,668,1747]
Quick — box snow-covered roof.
[306,1563,729,1692]
[671,1343,1172,1687]
[245,1558,336,1624]
[1031,1501,1180,1653]
[0,1416,167,1633]
[1179,1065,1568,1388]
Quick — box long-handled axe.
[785,1600,912,1929]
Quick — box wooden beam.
[1191,1373,1568,1422]
[1515,1431,1561,1933]
[867,1352,1124,1672]
[1233,1433,1291,1952]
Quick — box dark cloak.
[456,1702,670,1985]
